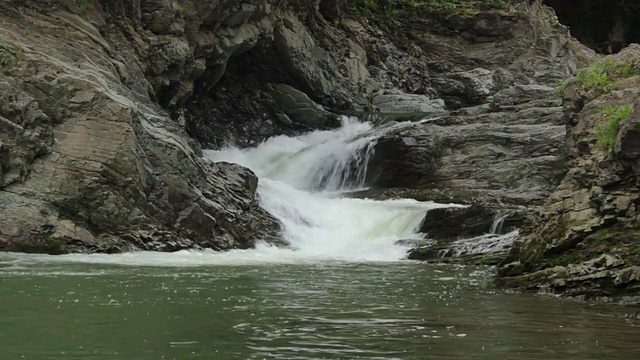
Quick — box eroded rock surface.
[0,0,604,262]
[496,46,640,303]
[361,2,595,261]
[0,0,283,253]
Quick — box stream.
[1,118,639,359]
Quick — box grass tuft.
[595,105,633,154]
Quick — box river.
[0,257,639,359]
[1,118,638,359]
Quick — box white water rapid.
[202,117,456,262]
[1,117,459,267]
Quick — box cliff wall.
[0,0,598,265]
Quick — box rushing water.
[1,118,639,359]
[205,117,458,261]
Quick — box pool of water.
[1,254,638,359]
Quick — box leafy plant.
[75,0,90,10]
[0,43,25,76]
[554,80,567,98]
[570,58,640,96]
[595,104,633,154]
[573,59,615,93]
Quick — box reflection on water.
[0,257,639,360]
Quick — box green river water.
[0,253,639,360]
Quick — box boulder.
[0,0,284,254]
[421,205,503,240]
[406,204,522,264]
[371,92,447,117]
[268,83,339,129]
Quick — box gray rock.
[0,0,602,264]
[371,93,447,116]
[367,119,567,207]
[490,84,560,111]
[273,12,338,99]
[497,46,640,303]
[268,83,339,129]
[420,205,518,240]
[616,103,640,161]
[455,68,497,102]
[0,0,283,254]
[223,3,257,27]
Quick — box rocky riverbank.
[0,0,587,254]
[496,46,640,304]
[359,1,596,263]
[0,0,288,253]
[3,0,638,303]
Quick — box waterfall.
[437,214,517,259]
[205,117,453,262]
[8,117,455,266]
[490,215,508,235]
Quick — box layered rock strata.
[0,0,284,253]
[359,2,595,261]
[497,46,640,303]
[0,0,599,259]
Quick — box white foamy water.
[1,117,456,267]
[203,117,457,262]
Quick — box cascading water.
[439,214,518,259]
[490,215,508,235]
[204,117,454,262]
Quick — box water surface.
[1,255,638,360]
[2,118,637,359]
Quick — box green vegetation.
[554,80,567,98]
[565,58,640,96]
[595,104,633,153]
[75,0,90,10]
[0,43,23,75]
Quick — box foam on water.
[202,116,458,263]
[1,117,455,267]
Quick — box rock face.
[0,0,283,253]
[361,2,595,261]
[407,204,521,265]
[371,92,447,117]
[181,1,439,147]
[0,0,603,260]
[496,45,640,303]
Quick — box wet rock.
[268,83,339,129]
[0,0,283,253]
[408,232,519,265]
[365,134,441,188]
[395,239,431,247]
[407,204,521,264]
[496,46,640,303]
[371,92,447,117]
[420,205,515,240]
